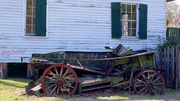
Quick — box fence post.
[178,45,180,88]
[166,27,169,39]
[175,45,179,90]
[164,48,167,84]
[167,47,170,87]
[171,47,175,88]
[156,49,159,68]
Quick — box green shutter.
[36,0,46,36]
[139,4,148,39]
[111,2,121,38]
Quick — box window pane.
[27,8,32,15]
[122,21,128,36]
[26,26,31,33]
[27,0,32,7]
[122,14,128,20]
[33,0,36,7]
[128,21,131,28]
[132,21,136,28]
[127,13,131,20]
[122,21,128,29]
[33,17,36,24]
[33,25,36,34]
[121,4,126,11]
[132,29,136,36]
[26,17,31,24]
[132,13,136,20]
[33,8,36,15]
[132,5,136,12]
[127,5,131,12]
[128,29,132,36]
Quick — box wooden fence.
[156,45,180,89]
[166,27,180,40]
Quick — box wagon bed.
[26,44,165,96]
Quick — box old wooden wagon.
[26,44,165,96]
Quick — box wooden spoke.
[57,87,60,95]
[137,87,146,95]
[44,81,55,84]
[153,86,161,91]
[133,69,165,95]
[65,80,75,83]
[64,74,74,80]
[51,86,57,94]
[151,88,156,95]
[150,72,157,81]
[46,84,56,90]
[59,87,64,94]
[49,70,56,78]
[152,77,160,83]
[147,72,150,81]
[64,84,75,89]
[153,83,163,86]
[136,84,146,87]
[62,69,69,78]
[63,86,71,95]
[137,79,146,84]
[45,76,55,81]
[144,89,148,95]
[55,67,59,78]
[59,67,64,78]
[141,73,147,82]
[41,64,78,95]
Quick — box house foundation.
[0,63,7,79]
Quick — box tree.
[166,1,180,27]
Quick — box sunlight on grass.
[98,95,129,100]
[0,78,180,101]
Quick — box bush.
[157,37,179,51]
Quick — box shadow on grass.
[0,78,31,88]
[32,88,164,100]
[7,78,31,83]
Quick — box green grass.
[0,78,180,101]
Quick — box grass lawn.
[0,78,180,101]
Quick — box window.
[26,0,36,36]
[121,3,137,37]
[25,0,46,36]
[111,2,147,39]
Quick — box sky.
[176,0,180,5]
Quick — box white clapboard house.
[0,0,173,65]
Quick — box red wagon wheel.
[41,64,78,95]
[133,69,165,95]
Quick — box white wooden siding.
[0,0,166,62]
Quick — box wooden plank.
[30,84,42,92]
[159,49,163,67]
[155,49,159,68]
[175,45,179,90]
[164,48,167,85]
[171,47,174,88]
[33,51,156,62]
[167,47,170,87]
[69,65,104,75]
[179,48,180,88]
[164,48,167,69]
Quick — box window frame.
[23,0,48,38]
[120,3,139,38]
